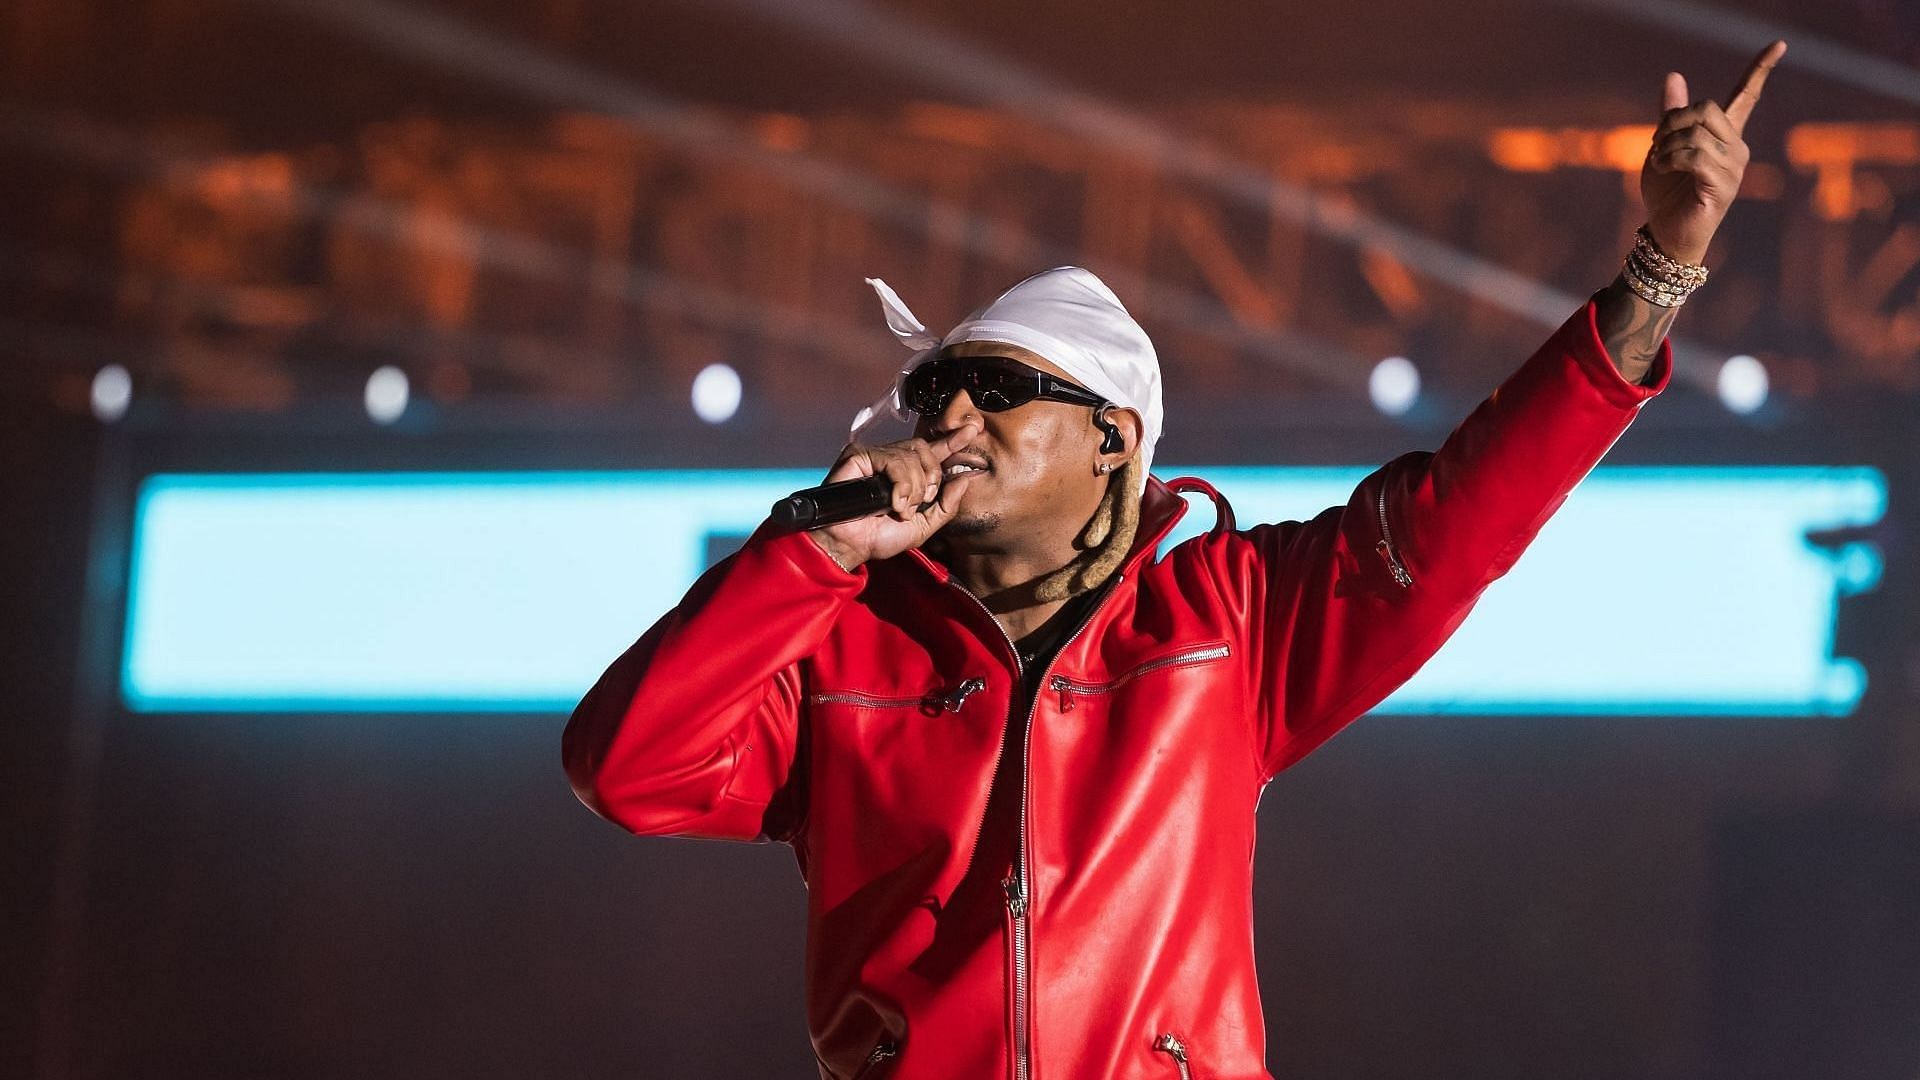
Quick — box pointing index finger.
[1724,39,1787,133]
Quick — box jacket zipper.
[1153,1032,1194,1080]
[811,677,986,713]
[949,573,1127,1080]
[1375,484,1413,588]
[1046,643,1231,712]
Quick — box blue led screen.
[122,466,1885,715]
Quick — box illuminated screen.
[122,466,1885,715]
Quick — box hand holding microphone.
[779,420,983,571]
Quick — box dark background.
[5,2,1919,1077]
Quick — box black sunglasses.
[901,355,1107,415]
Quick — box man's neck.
[935,536,1086,638]
[939,541,1072,602]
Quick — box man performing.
[563,42,1786,1080]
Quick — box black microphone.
[769,474,895,531]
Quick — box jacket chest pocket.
[805,678,997,790]
[809,676,988,717]
[1045,641,1232,713]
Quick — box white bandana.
[850,266,1165,485]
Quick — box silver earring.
[1096,462,1111,475]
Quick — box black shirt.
[1011,580,1114,707]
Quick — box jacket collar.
[902,473,1230,585]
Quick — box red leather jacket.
[563,299,1670,1080]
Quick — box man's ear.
[1095,405,1144,467]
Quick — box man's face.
[910,341,1119,548]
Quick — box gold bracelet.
[1621,252,1690,307]
[810,534,861,573]
[1633,225,1709,284]
[1621,224,1708,307]
[827,545,860,574]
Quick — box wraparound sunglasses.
[901,355,1107,415]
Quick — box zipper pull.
[1375,485,1414,588]
[1376,538,1413,588]
[1153,1032,1193,1079]
[1001,874,1028,918]
[1048,675,1076,712]
[943,677,986,712]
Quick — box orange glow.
[1487,125,1653,174]
[1787,123,1920,222]
[900,103,1004,148]
[1487,129,1557,172]
[749,113,811,153]
[75,103,1920,406]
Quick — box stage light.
[91,364,132,423]
[1369,356,1420,417]
[692,363,742,424]
[1718,354,1769,415]
[365,365,409,424]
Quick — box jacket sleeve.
[561,520,864,843]
[1227,297,1671,783]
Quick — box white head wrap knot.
[851,266,1165,486]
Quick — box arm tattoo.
[1592,272,1679,386]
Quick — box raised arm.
[1232,41,1786,781]
[1232,297,1670,781]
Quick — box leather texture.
[563,299,1671,1079]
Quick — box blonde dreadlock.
[1028,455,1142,603]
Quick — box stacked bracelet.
[1620,224,1709,308]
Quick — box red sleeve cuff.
[1569,297,1673,407]
[747,518,869,586]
